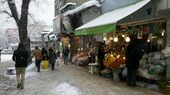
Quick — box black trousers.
[51,63,55,70]
[35,60,41,72]
[127,68,137,86]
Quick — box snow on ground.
[0,57,166,95]
[0,54,12,62]
[5,63,37,79]
[55,82,81,95]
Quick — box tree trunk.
[18,25,32,63]
[7,0,31,63]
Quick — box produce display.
[139,52,167,80]
[103,53,125,69]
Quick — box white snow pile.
[64,0,101,16]
[55,82,81,95]
[5,63,37,79]
[0,54,12,62]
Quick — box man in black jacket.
[12,43,28,89]
[125,35,147,87]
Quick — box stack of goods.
[71,52,89,66]
[72,53,81,64]
[103,53,125,69]
[139,52,167,80]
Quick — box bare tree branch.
[0,0,7,4]
[7,0,20,25]
[28,13,38,24]
[2,10,13,17]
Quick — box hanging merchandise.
[142,25,149,35]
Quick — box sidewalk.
[0,57,166,95]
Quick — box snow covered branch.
[0,0,7,4]
[28,13,38,24]
[1,10,13,17]
[7,0,20,25]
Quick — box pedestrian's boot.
[20,84,24,89]
[52,67,54,70]
[21,86,24,89]
[17,83,21,89]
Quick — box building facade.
[155,0,170,81]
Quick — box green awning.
[74,24,116,36]
[74,0,151,36]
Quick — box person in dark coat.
[12,43,28,89]
[49,48,56,70]
[62,47,69,65]
[125,35,147,87]
[97,42,105,76]
[41,47,49,60]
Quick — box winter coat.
[125,39,146,69]
[12,45,28,67]
[49,49,56,64]
[41,48,49,60]
[33,49,42,61]
[63,48,69,56]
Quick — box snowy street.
[0,54,165,95]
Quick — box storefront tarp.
[74,0,151,36]
[75,24,116,36]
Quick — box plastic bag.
[122,67,127,78]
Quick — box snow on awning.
[63,0,101,16]
[59,2,76,11]
[74,0,151,36]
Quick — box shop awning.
[74,0,151,36]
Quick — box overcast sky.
[0,0,54,28]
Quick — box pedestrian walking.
[33,46,42,72]
[12,43,28,89]
[125,34,147,87]
[62,47,69,65]
[41,47,49,61]
[49,47,57,70]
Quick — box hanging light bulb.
[147,39,150,42]
[162,30,165,36]
[103,37,107,41]
[109,37,113,40]
[59,42,62,45]
[125,37,130,42]
[114,37,118,42]
[68,44,71,48]
[122,35,125,38]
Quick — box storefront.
[72,0,151,66]
[71,1,169,86]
